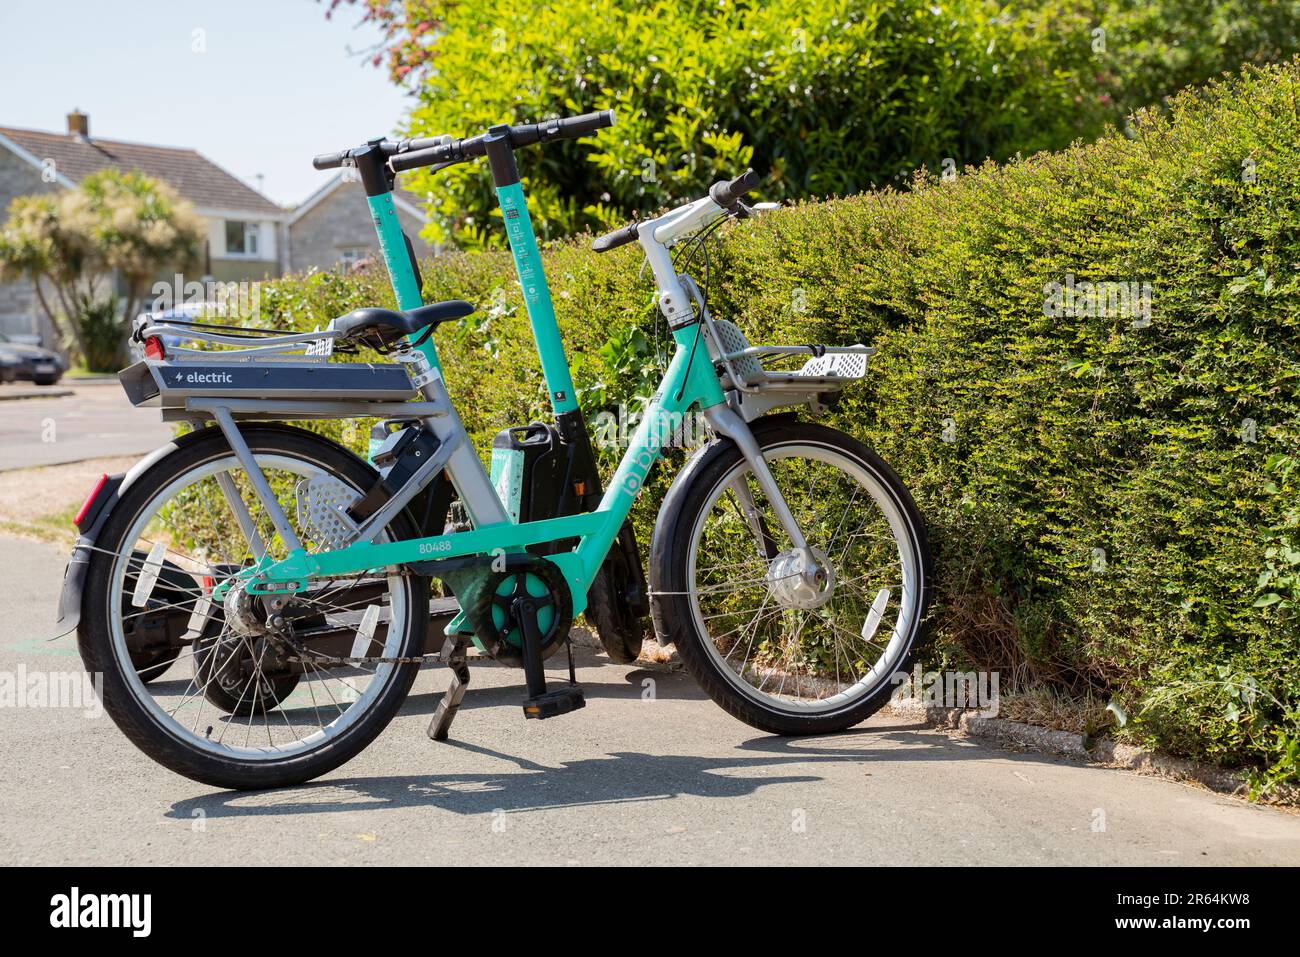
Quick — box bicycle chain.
[287,652,440,666]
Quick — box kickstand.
[427,636,470,742]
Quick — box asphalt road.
[0,380,173,471]
[2,533,1298,866]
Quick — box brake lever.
[737,201,779,219]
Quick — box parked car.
[0,333,65,385]
[0,350,20,383]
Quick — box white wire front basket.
[706,317,873,394]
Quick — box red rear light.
[74,473,110,527]
[144,337,166,360]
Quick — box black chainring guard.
[437,554,573,666]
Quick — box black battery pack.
[490,413,608,552]
[492,423,566,525]
[349,421,441,522]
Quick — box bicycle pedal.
[522,686,585,720]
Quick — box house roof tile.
[0,125,283,216]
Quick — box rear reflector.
[144,337,166,360]
[74,473,110,528]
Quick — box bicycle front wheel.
[77,425,428,790]
[653,419,931,735]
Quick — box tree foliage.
[326,0,1300,247]
[0,169,202,368]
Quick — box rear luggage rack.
[122,314,420,415]
[131,313,347,363]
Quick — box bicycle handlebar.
[591,169,762,253]
[591,221,640,253]
[709,168,760,211]
[389,109,616,173]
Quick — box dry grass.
[0,456,137,546]
[993,686,1114,736]
[935,579,1110,696]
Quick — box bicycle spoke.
[105,450,414,766]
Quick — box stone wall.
[287,184,432,275]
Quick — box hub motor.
[766,547,835,610]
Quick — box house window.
[338,247,371,271]
[225,221,259,257]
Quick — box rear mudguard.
[646,413,796,645]
[53,435,187,636]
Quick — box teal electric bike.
[61,111,932,789]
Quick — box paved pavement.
[2,533,1298,866]
[0,380,173,471]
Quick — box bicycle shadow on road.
[164,723,958,823]
[401,664,709,714]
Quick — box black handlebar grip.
[405,133,453,153]
[390,143,453,172]
[709,168,761,209]
[458,133,489,159]
[543,109,617,143]
[592,221,640,253]
[562,108,617,137]
[312,151,347,170]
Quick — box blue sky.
[0,0,414,206]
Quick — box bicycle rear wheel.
[77,425,427,790]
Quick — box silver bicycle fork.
[702,404,827,593]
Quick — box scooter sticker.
[489,447,525,523]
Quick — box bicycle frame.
[236,138,729,616]
[256,317,724,614]
[209,125,839,634]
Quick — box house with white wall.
[0,110,430,349]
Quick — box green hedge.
[258,61,1300,787]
